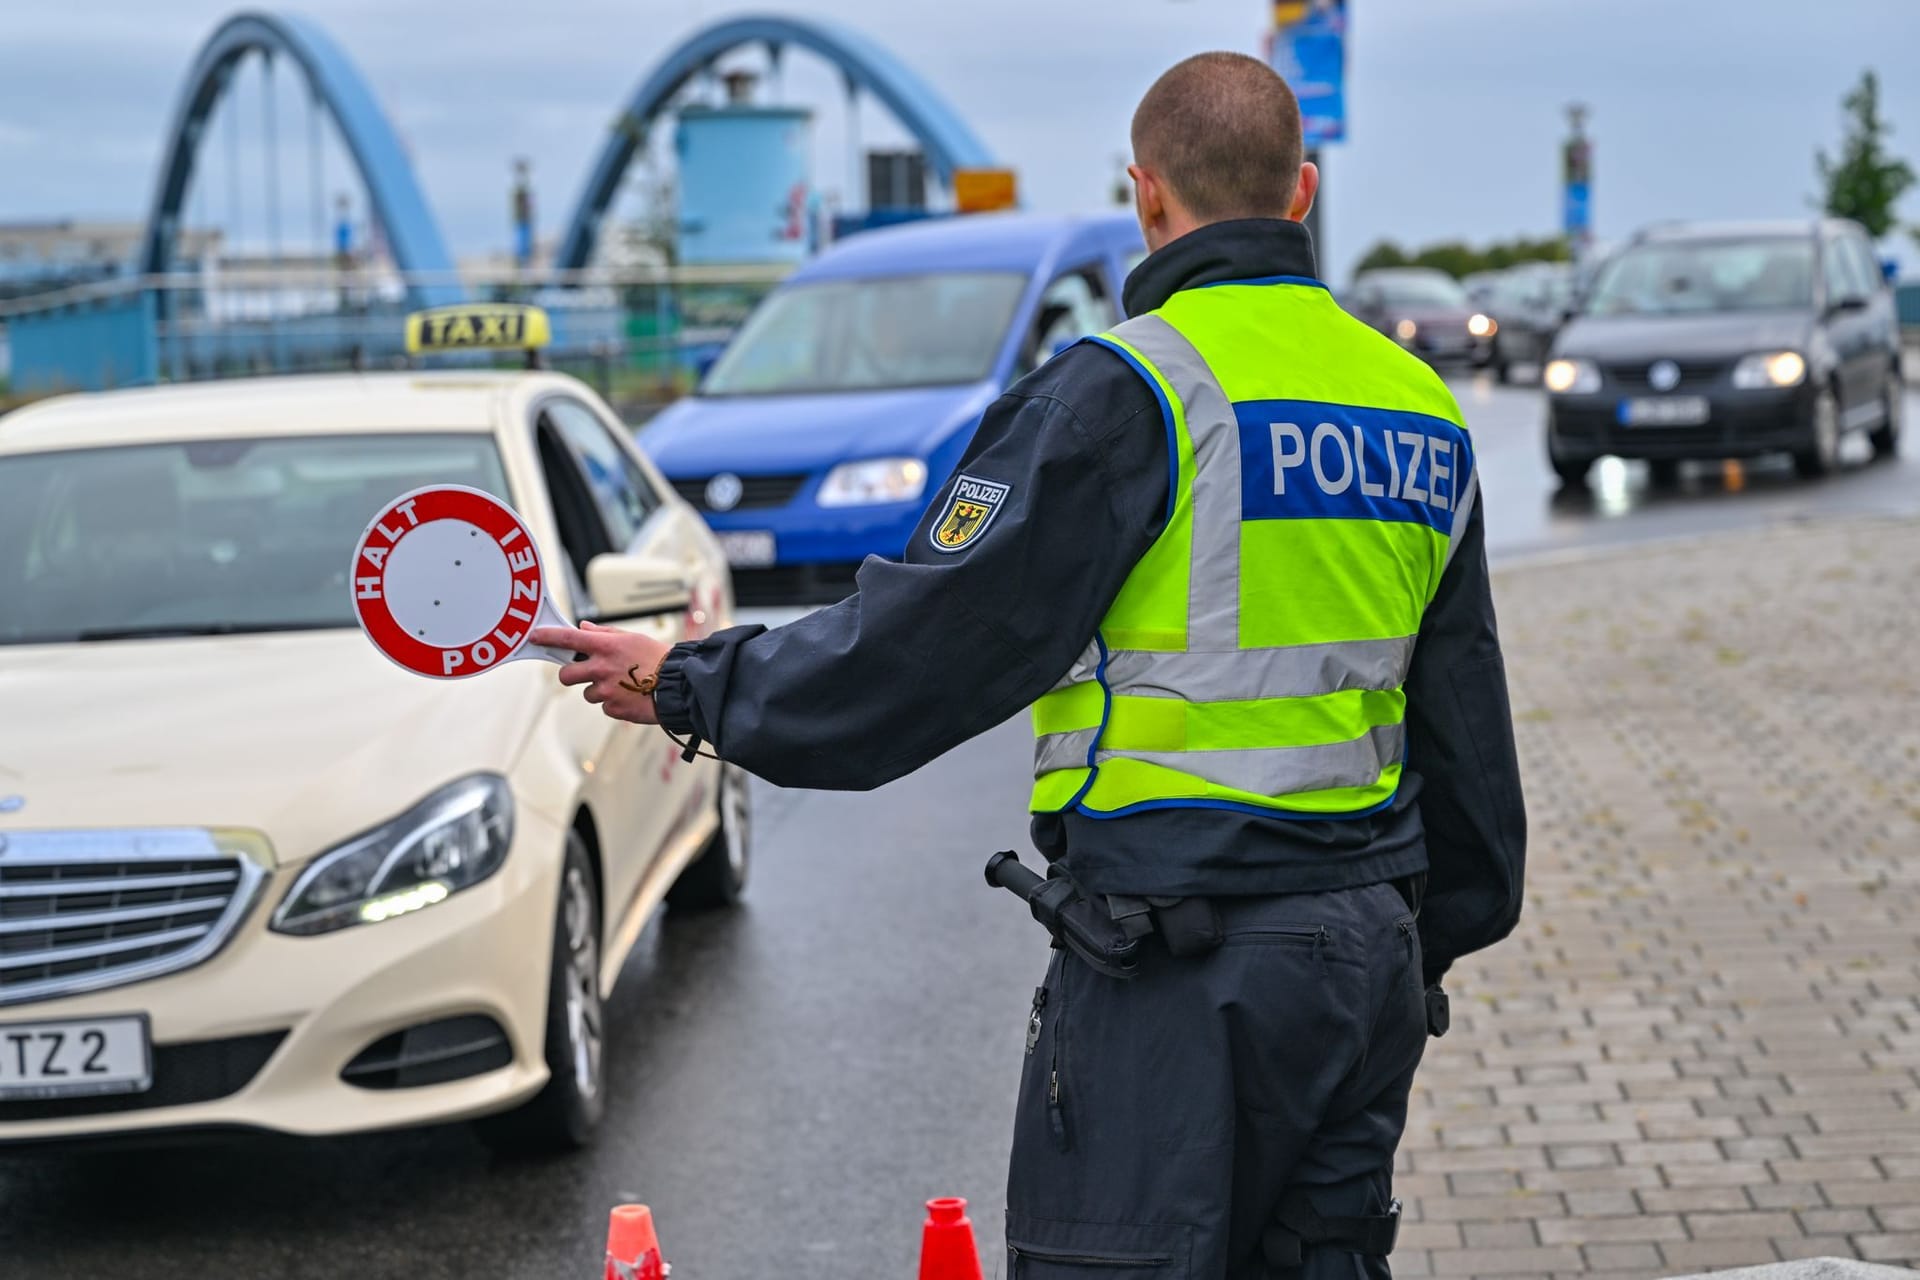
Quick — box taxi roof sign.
[405,304,551,356]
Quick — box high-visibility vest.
[1030,277,1478,819]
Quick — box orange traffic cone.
[918,1197,984,1280]
[605,1204,667,1280]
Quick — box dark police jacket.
[655,219,1526,982]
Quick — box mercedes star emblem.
[705,472,745,512]
[1648,360,1682,392]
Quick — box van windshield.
[701,272,1028,395]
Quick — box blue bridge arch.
[556,13,997,270]
[139,10,462,307]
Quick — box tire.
[1494,357,1512,385]
[1647,459,1682,489]
[1550,451,1592,488]
[1871,372,1903,460]
[666,763,751,912]
[1792,385,1842,479]
[476,831,605,1155]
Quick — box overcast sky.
[3,0,1918,279]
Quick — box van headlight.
[817,457,929,507]
[1543,358,1601,395]
[1731,351,1807,389]
[272,775,514,936]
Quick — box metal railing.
[2,263,795,416]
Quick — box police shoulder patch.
[929,474,1011,554]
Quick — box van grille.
[0,831,265,1007]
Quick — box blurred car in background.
[641,212,1144,604]
[1543,219,1902,486]
[1461,270,1505,309]
[1485,262,1575,382]
[0,318,748,1153]
[1345,267,1495,368]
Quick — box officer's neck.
[1122,219,1320,317]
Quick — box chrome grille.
[0,830,265,1006]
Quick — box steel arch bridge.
[553,13,998,270]
[139,10,463,307]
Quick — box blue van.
[642,212,1144,602]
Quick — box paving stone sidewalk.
[1394,516,1920,1279]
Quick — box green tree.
[1353,240,1409,272]
[1817,69,1915,239]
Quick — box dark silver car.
[1544,219,1902,485]
[1485,263,1574,383]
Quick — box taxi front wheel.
[476,831,605,1155]
[667,763,751,911]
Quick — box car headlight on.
[1731,350,1807,389]
[271,775,514,936]
[817,457,930,507]
[1543,358,1601,395]
[1394,318,1419,342]
[1468,313,1497,338]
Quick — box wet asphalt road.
[2,376,1917,1280]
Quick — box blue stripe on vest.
[1236,400,1472,536]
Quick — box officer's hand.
[531,621,669,726]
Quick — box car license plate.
[0,1014,151,1100]
[716,531,776,567]
[1619,396,1711,427]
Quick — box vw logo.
[0,796,21,815]
[1648,360,1682,392]
[704,473,745,512]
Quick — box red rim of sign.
[351,484,547,680]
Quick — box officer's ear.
[1128,163,1167,244]
[1287,161,1320,225]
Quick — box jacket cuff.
[652,642,702,737]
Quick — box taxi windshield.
[0,433,511,645]
[1586,238,1815,315]
[700,272,1029,396]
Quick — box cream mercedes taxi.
[0,308,748,1152]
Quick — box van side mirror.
[585,552,691,622]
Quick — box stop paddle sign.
[351,484,574,679]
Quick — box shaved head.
[1131,52,1305,224]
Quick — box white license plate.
[0,1015,151,1100]
[717,531,776,567]
[1619,396,1711,427]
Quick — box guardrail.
[1,264,793,417]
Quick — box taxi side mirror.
[585,552,691,622]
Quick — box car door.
[1820,234,1878,416]
[1843,230,1899,396]
[534,396,705,926]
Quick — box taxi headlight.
[1394,318,1419,342]
[1543,358,1601,395]
[1731,350,1807,389]
[1468,313,1497,338]
[817,457,929,507]
[271,775,513,936]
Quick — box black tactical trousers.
[1005,881,1428,1280]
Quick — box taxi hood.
[0,630,553,868]
[640,382,1000,477]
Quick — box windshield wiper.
[74,622,328,642]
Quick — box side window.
[542,399,660,549]
[1823,238,1868,305]
[1845,234,1887,295]
[1023,269,1118,374]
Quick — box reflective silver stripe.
[1034,727,1102,775]
[1049,637,1105,692]
[1107,314,1242,651]
[1102,636,1415,702]
[1443,466,1479,572]
[1098,723,1404,797]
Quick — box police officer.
[535,51,1525,1280]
